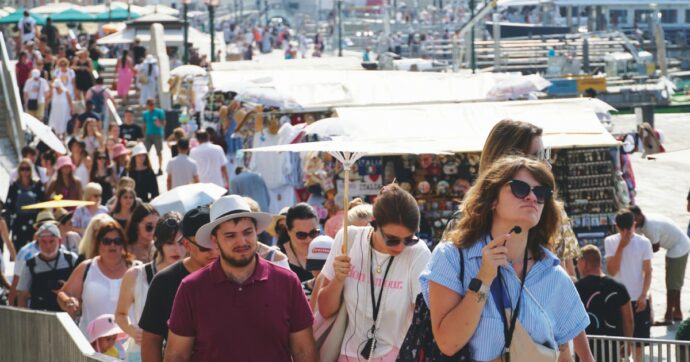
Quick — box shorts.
[144,134,163,153]
[666,254,688,290]
[631,299,651,339]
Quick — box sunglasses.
[379,228,420,247]
[187,238,215,253]
[295,229,320,240]
[101,237,124,246]
[508,179,553,204]
[19,167,31,172]
[145,223,155,232]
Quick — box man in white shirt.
[166,138,199,190]
[189,129,229,189]
[17,11,37,45]
[605,209,653,344]
[23,69,49,120]
[630,205,690,324]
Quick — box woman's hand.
[476,234,511,284]
[332,255,352,283]
[63,296,81,318]
[132,327,143,345]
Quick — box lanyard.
[369,248,394,330]
[491,245,529,361]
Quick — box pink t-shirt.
[168,256,313,361]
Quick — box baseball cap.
[182,206,211,239]
[306,235,334,271]
[35,222,60,238]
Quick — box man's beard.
[219,246,256,267]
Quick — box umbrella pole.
[341,167,350,254]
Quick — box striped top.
[419,237,589,361]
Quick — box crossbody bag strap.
[491,247,529,359]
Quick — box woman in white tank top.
[57,220,138,339]
[115,212,186,362]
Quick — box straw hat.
[266,206,289,237]
[34,210,56,229]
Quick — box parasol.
[22,195,95,210]
[247,138,450,253]
[170,65,207,77]
[150,183,227,215]
[21,113,67,154]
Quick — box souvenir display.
[551,148,619,248]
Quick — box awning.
[299,98,618,152]
[94,8,140,21]
[0,7,46,25]
[97,26,221,46]
[51,8,96,23]
[210,70,551,110]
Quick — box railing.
[0,30,26,158]
[588,335,690,361]
[0,306,119,362]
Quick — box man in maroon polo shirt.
[165,195,317,362]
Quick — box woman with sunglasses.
[110,187,138,229]
[125,203,160,263]
[116,212,186,362]
[318,183,431,361]
[72,183,109,235]
[280,203,322,283]
[420,156,589,361]
[90,150,115,205]
[4,158,46,251]
[58,221,139,336]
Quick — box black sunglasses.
[295,229,320,240]
[508,179,553,204]
[101,237,124,246]
[19,167,31,172]
[379,228,419,247]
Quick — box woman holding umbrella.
[125,144,158,203]
[46,156,83,203]
[4,159,46,251]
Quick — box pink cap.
[86,314,128,343]
[111,143,130,159]
[55,156,75,171]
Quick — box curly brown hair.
[449,156,560,260]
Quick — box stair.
[99,58,144,123]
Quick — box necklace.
[370,232,391,274]
[288,240,306,270]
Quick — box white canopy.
[210,55,363,72]
[298,98,618,152]
[97,26,222,47]
[210,70,550,110]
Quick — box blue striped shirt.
[419,237,589,361]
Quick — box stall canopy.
[211,70,551,111]
[210,55,364,72]
[94,8,140,21]
[0,7,46,25]
[51,8,96,23]
[97,26,219,46]
[299,98,619,152]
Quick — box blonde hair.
[83,182,103,200]
[79,214,116,258]
[347,204,373,224]
[243,197,261,212]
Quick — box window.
[685,9,690,23]
[634,9,653,24]
[609,10,629,26]
[660,9,677,24]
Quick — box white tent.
[210,55,363,72]
[297,98,619,152]
[31,3,83,15]
[210,70,551,110]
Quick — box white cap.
[306,235,334,271]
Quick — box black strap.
[27,257,36,277]
[82,260,92,283]
[369,248,395,330]
[145,263,155,284]
[458,247,465,288]
[64,252,74,269]
[496,247,529,357]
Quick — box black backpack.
[396,247,471,362]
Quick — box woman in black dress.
[4,159,46,250]
[72,49,93,101]
[89,150,114,205]
[125,144,159,202]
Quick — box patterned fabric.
[555,208,581,260]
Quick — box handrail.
[0,30,26,158]
[107,98,122,126]
[588,334,690,361]
[0,306,119,361]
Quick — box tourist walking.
[142,98,166,175]
[280,203,320,283]
[189,129,229,189]
[73,49,94,101]
[125,203,160,263]
[115,50,135,103]
[48,79,73,138]
[165,137,198,190]
[46,156,83,204]
[125,143,159,202]
[136,55,159,105]
[4,158,46,250]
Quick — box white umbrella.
[150,183,227,215]
[170,64,207,77]
[21,112,67,154]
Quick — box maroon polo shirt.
[168,256,314,361]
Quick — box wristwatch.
[468,278,490,303]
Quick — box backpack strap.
[27,257,37,277]
[82,260,92,283]
[458,247,465,289]
[144,263,154,285]
[63,252,74,270]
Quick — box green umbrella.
[50,8,96,23]
[94,8,140,22]
[0,7,46,26]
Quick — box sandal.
[652,319,673,326]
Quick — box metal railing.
[0,30,26,158]
[588,335,690,361]
[0,306,119,362]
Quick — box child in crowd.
[87,314,127,358]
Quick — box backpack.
[27,251,75,277]
[91,88,105,113]
[22,20,32,34]
[396,246,471,362]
